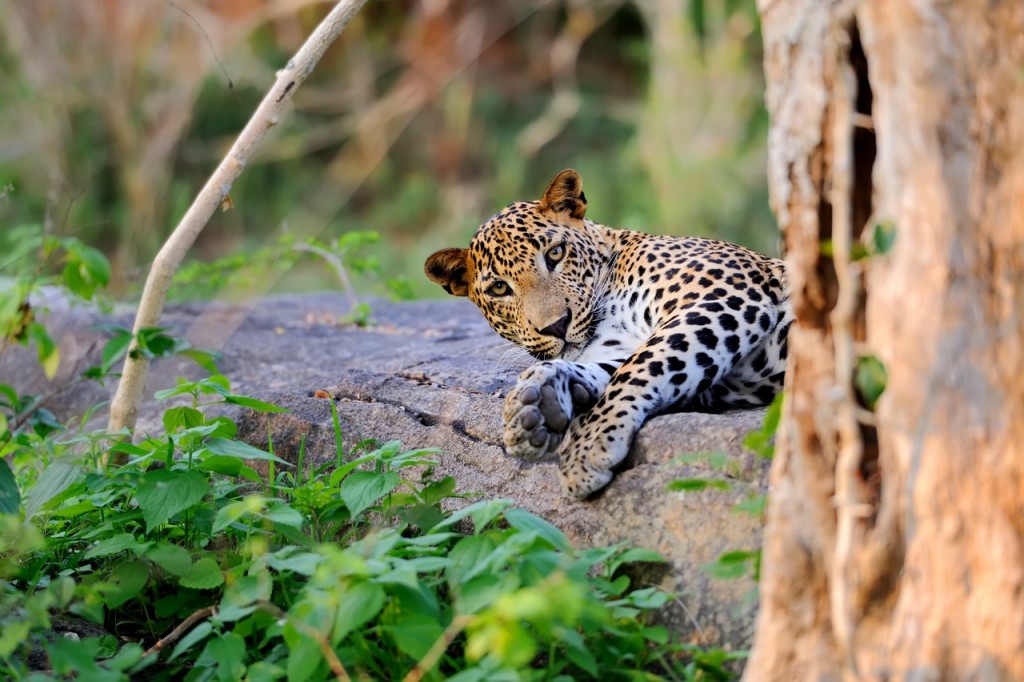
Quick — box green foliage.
[668,396,784,592]
[855,355,888,410]
[0,255,722,680]
[1,223,113,382]
[169,231,415,312]
[820,220,898,263]
[741,393,783,460]
[1,405,695,680]
[870,221,897,255]
[703,550,761,582]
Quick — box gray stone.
[3,292,769,652]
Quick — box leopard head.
[425,169,607,360]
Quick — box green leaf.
[0,621,31,660]
[27,322,60,379]
[674,451,731,469]
[265,551,322,576]
[0,459,19,514]
[734,493,768,517]
[84,533,150,559]
[265,503,304,529]
[212,499,257,534]
[339,470,400,518]
[101,560,149,609]
[666,478,731,492]
[420,476,457,505]
[74,244,111,292]
[105,642,144,672]
[743,393,783,459]
[610,547,666,575]
[331,582,386,644]
[871,221,897,255]
[100,331,133,374]
[448,534,498,585]
[197,454,260,481]
[197,633,246,682]
[24,457,81,519]
[704,549,760,581]
[284,623,323,682]
[218,572,272,622]
[177,348,222,374]
[47,636,107,679]
[504,507,570,551]
[855,355,888,410]
[135,327,182,359]
[564,637,599,676]
[170,621,213,661]
[146,541,193,576]
[136,469,209,532]
[224,394,288,413]
[456,573,516,615]
[431,499,512,534]
[385,613,445,660]
[163,406,205,433]
[205,437,290,465]
[179,557,224,590]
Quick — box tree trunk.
[748,1,1024,679]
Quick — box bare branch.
[142,606,216,658]
[106,0,369,439]
[258,601,351,682]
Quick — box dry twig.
[142,606,216,658]
[258,601,352,682]
[402,614,472,682]
[106,0,369,439]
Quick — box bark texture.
[748,0,1024,679]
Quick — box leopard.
[424,169,791,499]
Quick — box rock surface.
[4,292,769,652]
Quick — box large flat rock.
[5,292,769,652]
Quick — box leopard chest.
[574,287,656,364]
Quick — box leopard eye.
[486,280,510,297]
[545,243,566,268]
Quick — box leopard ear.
[539,169,587,220]
[424,248,471,297]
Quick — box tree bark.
[748,1,1024,680]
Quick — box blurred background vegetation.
[0,0,772,301]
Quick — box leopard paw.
[503,363,597,461]
[558,457,614,499]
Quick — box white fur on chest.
[572,289,653,364]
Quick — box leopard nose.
[538,312,571,340]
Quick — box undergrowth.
[0,226,741,680]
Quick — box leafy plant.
[170,231,415,323]
[668,394,784,593]
[1,221,742,680]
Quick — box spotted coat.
[425,170,791,498]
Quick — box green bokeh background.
[0,0,773,301]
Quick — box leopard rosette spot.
[426,169,791,498]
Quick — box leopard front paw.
[503,363,597,461]
[558,455,614,499]
[556,418,632,499]
[503,377,569,461]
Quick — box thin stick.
[258,601,351,682]
[402,614,471,682]
[142,606,216,658]
[290,241,360,311]
[106,0,369,439]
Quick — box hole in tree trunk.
[847,20,882,522]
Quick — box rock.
[3,292,769,652]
